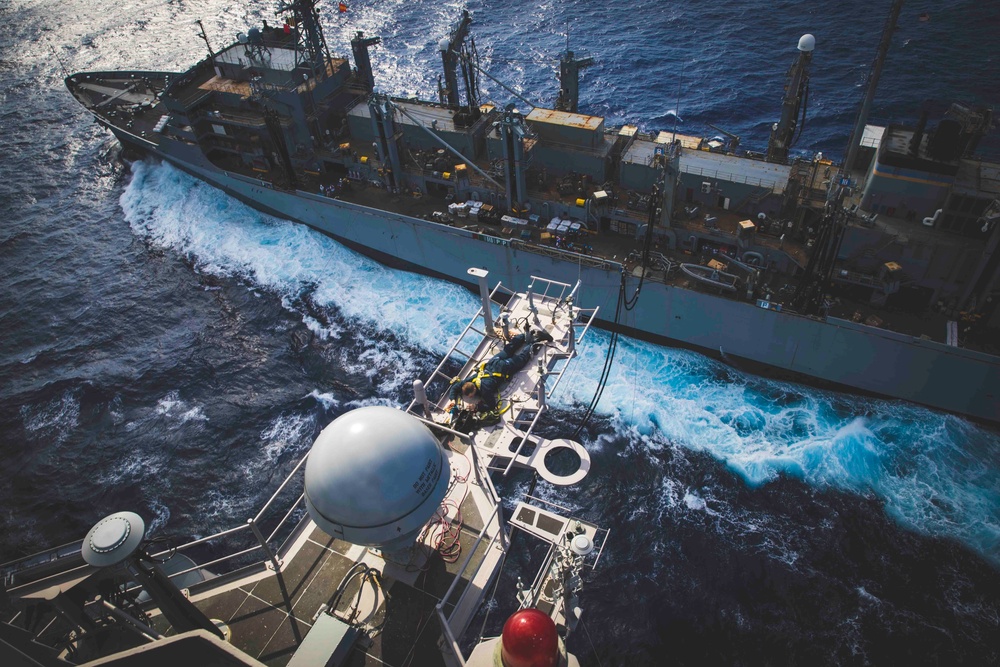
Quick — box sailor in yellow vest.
[447,327,553,422]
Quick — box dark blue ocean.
[2,0,999,664]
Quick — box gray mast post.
[439,10,473,107]
[194,20,215,65]
[369,94,403,192]
[535,360,547,410]
[555,50,593,113]
[498,107,532,213]
[412,379,432,418]
[351,31,380,92]
[468,268,494,335]
[766,34,815,164]
[844,0,905,172]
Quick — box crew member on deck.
[446,328,553,420]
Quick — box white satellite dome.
[81,511,146,568]
[304,406,449,551]
[798,34,816,53]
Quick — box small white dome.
[82,512,145,568]
[798,34,816,52]
[304,406,449,550]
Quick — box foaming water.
[121,160,1000,564]
[155,390,208,424]
[567,333,1000,563]
[121,160,476,356]
[19,388,81,446]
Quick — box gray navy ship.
[1,270,607,665]
[63,0,999,423]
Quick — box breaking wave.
[120,160,1000,564]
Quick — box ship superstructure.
[63,0,1000,422]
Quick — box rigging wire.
[571,176,663,436]
[579,618,606,667]
[571,275,624,439]
[622,181,662,311]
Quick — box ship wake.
[121,159,1000,566]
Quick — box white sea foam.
[154,390,207,424]
[96,440,168,488]
[683,489,716,514]
[145,498,172,537]
[259,413,315,463]
[307,390,339,411]
[20,389,81,446]
[121,161,475,356]
[120,160,1000,564]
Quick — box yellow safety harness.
[452,362,513,419]
[469,361,506,388]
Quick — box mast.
[194,20,215,65]
[555,50,593,113]
[843,0,905,171]
[438,10,473,107]
[351,31,381,91]
[766,34,815,163]
[276,0,332,71]
[497,107,533,214]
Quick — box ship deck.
[65,72,995,354]
[1,435,505,667]
[153,520,482,667]
[2,283,606,666]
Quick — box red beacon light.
[500,608,560,667]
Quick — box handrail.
[253,454,310,524]
[8,276,594,595]
[268,493,305,543]
[503,407,545,476]
[438,506,505,625]
[148,524,248,560]
[406,281,513,416]
[680,162,783,190]
[435,607,469,667]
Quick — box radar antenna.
[81,512,224,639]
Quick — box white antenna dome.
[798,34,816,52]
[570,534,595,556]
[439,37,451,52]
[304,406,449,551]
[81,511,145,568]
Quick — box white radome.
[304,406,450,550]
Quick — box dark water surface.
[1,1,999,664]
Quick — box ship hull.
[107,126,1000,424]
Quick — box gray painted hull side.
[123,131,1000,423]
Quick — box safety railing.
[406,281,515,417]
[680,162,784,190]
[3,450,313,599]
